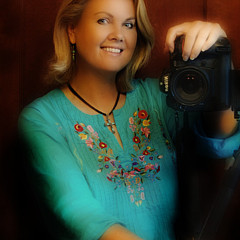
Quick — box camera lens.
[172,69,208,106]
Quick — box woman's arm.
[165,21,238,139]
[164,21,240,158]
[202,109,238,138]
[19,105,136,240]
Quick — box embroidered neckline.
[73,108,169,206]
[68,83,120,134]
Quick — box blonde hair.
[47,0,154,92]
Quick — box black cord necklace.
[67,83,120,134]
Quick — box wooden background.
[1,0,240,239]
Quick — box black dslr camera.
[160,36,240,118]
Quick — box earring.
[71,43,76,61]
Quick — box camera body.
[160,36,240,113]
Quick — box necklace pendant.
[104,114,116,134]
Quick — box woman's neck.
[68,69,120,114]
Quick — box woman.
[19,0,239,239]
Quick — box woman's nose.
[108,26,124,42]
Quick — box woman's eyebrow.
[125,17,136,22]
[94,12,136,21]
[94,11,113,17]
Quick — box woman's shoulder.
[131,77,160,89]
[130,78,166,101]
[27,88,63,106]
[19,88,65,125]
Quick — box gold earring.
[71,44,76,61]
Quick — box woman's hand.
[165,21,238,138]
[100,224,143,240]
[165,21,227,61]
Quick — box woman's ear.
[67,24,76,44]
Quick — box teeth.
[102,48,121,53]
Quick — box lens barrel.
[171,69,209,106]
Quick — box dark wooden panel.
[0,1,21,239]
[140,0,205,78]
[0,1,62,239]
[20,0,62,108]
[0,0,20,138]
[207,0,240,68]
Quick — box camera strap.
[175,111,202,239]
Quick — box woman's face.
[68,0,137,75]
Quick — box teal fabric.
[19,78,240,240]
[194,121,240,159]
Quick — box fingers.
[165,23,187,53]
[184,21,213,60]
[165,21,203,59]
[165,21,227,61]
[201,23,227,52]
[188,22,227,60]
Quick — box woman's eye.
[97,19,109,24]
[124,22,135,29]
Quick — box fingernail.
[190,56,195,61]
[202,48,206,52]
[182,55,188,61]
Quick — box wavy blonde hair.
[47,0,154,92]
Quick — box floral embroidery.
[141,127,150,138]
[143,119,151,126]
[138,110,148,119]
[99,142,107,149]
[74,123,84,132]
[74,109,163,207]
[133,136,140,143]
[127,108,162,205]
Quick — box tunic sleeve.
[19,105,123,240]
[194,120,240,159]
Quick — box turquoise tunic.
[19,78,240,240]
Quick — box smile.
[101,47,123,53]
